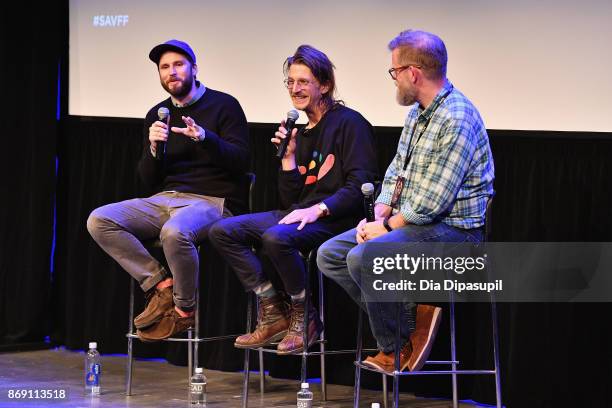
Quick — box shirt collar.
[417,80,454,122]
[171,81,207,108]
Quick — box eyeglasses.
[388,64,421,80]
[284,78,314,89]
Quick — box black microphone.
[156,107,170,161]
[362,183,376,222]
[276,109,299,159]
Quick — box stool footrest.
[354,361,495,376]
[126,333,239,343]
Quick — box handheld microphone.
[362,183,376,222]
[156,107,170,161]
[276,109,299,159]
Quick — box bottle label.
[190,383,204,393]
[297,398,312,408]
[86,363,101,386]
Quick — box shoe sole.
[134,315,163,330]
[233,330,288,349]
[409,307,442,371]
[276,327,322,355]
[362,356,409,373]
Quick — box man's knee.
[261,227,293,252]
[86,208,112,239]
[160,223,192,244]
[316,238,341,276]
[346,245,365,281]
[208,218,239,246]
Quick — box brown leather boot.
[134,286,173,329]
[234,294,290,348]
[277,298,322,355]
[362,342,413,374]
[407,304,442,371]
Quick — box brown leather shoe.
[276,299,322,355]
[234,294,290,348]
[362,342,412,374]
[137,308,194,342]
[407,304,442,371]
[134,286,173,329]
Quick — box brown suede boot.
[277,298,322,355]
[137,308,194,342]
[134,286,173,329]
[234,294,290,348]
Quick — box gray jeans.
[87,191,225,311]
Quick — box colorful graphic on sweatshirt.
[298,150,335,185]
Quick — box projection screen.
[69,0,612,132]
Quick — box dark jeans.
[208,210,355,296]
[317,222,482,353]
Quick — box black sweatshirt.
[137,88,250,212]
[278,104,378,221]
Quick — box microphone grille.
[287,109,299,121]
[157,106,170,120]
[361,183,374,196]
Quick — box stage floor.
[0,348,477,407]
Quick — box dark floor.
[0,348,476,407]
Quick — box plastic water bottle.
[296,382,313,408]
[189,367,207,405]
[85,342,101,395]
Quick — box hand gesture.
[171,116,205,142]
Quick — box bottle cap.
[195,367,203,374]
[301,382,309,389]
[89,342,97,349]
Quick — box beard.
[396,83,418,106]
[161,73,194,98]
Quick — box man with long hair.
[209,45,378,354]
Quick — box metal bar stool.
[240,248,374,407]
[125,173,257,395]
[353,195,502,408]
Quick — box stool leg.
[242,293,254,408]
[491,300,503,408]
[353,307,363,408]
[450,293,458,408]
[194,287,200,372]
[242,350,250,408]
[382,375,388,408]
[393,303,400,408]
[188,328,193,382]
[258,349,265,395]
[300,254,312,385]
[318,270,327,401]
[126,278,135,396]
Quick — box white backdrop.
[69,0,612,131]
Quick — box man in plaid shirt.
[317,29,494,373]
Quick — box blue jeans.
[208,210,355,296]
[317,222,482,353]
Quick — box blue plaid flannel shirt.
[376,82,494,229]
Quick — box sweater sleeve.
[197,96,250,174]
[278,167,306,209]
[137,116,164,190]
[323,114,378,218]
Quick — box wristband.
[383,216,393,232]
